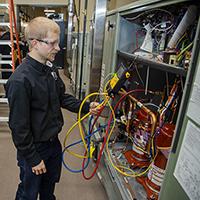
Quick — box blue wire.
[62,116,93,173]
[62,125,107,173]
[62,116,108,173]
[62,125,108,172]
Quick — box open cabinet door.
[160,17,200,200]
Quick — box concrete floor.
[0,71,108,200]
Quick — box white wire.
[153,21,173,32]
[126,8,173,21]
[144,103,160,109]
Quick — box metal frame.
[88,0,107,94]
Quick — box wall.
[108,0,140,11]
[74,0,95,32]
[116,0,139,8]
[108,0,116,11]
[73,0,140,31]
[14,0,67,5]
[2,0,67,5]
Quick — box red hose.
[82,89,150,180]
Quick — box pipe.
[120,88,157,155]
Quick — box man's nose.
[55,43,60,51]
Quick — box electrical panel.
[98,0,200,199]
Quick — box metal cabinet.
[99,0,200,199]
[159,21,200,200]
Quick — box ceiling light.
[44,9,55,13]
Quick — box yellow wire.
[133,143,149,154]
[63,113,90,159]
[176,32,187,48]
[157,146,171,150]
[103,73,113,89]
[64,78,155,176]
[103,79,111,93]
[106,100,156,177]
[63,113,89,147]
[78,92,108,151]
[63,92,108,159]
[177,42,193,61]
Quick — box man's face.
[35,31,60,62]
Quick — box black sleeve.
[56,70,90,113]
[6,80,41,167]
[61,93,90,113]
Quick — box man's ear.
[30,39,38,50]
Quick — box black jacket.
[6,55,90,167]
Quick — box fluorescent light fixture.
[44,9,55,13]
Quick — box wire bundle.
[62,92,109,177]
[62,88,160,179]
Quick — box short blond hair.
[25,16,60,47]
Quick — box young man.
[6,17,99,200]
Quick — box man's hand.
[32,160,47,175]
[89,102,101,115]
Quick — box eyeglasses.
[29,38,59,47]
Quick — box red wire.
[82,105,105,180]
[82,89,148,180]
